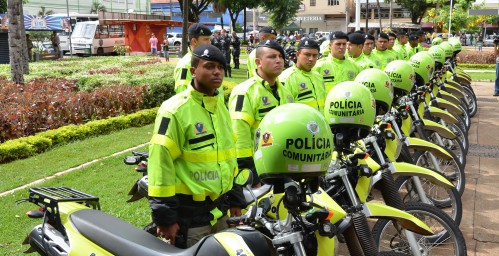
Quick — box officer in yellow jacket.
[363,33,382,69]
[279,38,326,112]
[313,31,361,93]
[406,34,420,59]
[149,44,244,248]
[229,40,294,185]
[247,27,277,78]
[173,23,213,94]
[393,30,409,60]
[347,32,377,70]
[372,33,398,69]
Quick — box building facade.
[23,0,150,16]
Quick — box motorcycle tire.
[412,149,466,197]
[445,120,469,154]
[427,131,467,168]
[372,202,467,256]
[463,85,478,117]
[395,175,463,226]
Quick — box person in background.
[494,39,499,96]
[362,33,382,69]
[406,34,420,59]
[231,31,241,69]
[148,44,244,248]
[51,31,60,58]
[173,23,212,93]
[26,34,33,61]
[149,33,158,56]
[220,29,232,78]
[477,33,483,51]
[211,30,222,50]
[372,33,397,69]
[161,35,169,62]
[346,32,376,70]
[393,30,409,60]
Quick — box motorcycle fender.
[438,90,462,106]
[213,232,255,256]
[405,137,453,160]
[428,106,459,124]
[317,232,336,256]
[390,162,454,189]
[309,188,348,223]
[363,202,433,236]
[401,114,412,137]
[445,79,465,92]
[443,83,465,98]
[433,98,464,115]
[422,118,457,139]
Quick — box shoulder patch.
[158,117,171,135]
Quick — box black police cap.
[259,26,277,35]
[388,32,396,38]
[192,44,226,69]
[398,31,409,37]
[348,33,365,45]
[188,23,212,36]
[409,34,419,41]
[378,33,389,40]
[297,38,320,51]
[258,39,285,59]
[330,31,348,41]
[364,33,375,41]
[416,30,425,36]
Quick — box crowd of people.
[148,23,474,249]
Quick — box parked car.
[33,41,55,54]
[484,35,495,47]
[167,33,182,46]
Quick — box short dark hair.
[191,54,201,68]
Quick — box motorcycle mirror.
[235,168,253,187]
[124,156,140,165]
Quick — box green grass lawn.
[467,70,496,81]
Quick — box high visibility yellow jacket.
[148,84,238,226]
[313,54,361,93]
[406,44,419,59]
[173,49,193,93]
[228,73,294,170]
[372,49,398,69]
[364,52,382,69]
[279,63,326,113]
[393,43,408,60]
[349,52,378,71]
[247,49,257,78]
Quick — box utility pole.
[355,0,360,31]
[448,0,453,34]
[66,0,72,58]
[181,0,188,55]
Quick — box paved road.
[460,81,499,255]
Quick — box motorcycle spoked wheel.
[371,202,467,256]
[462,86,478,118]
[444,120,469,154]
[412,150,466,197]
[427,131,467,169]
[395,175,463,226]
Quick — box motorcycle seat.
[243,184,272,204]
[70,209,207,256]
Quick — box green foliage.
[261,0,302,30]
[0,108,158,163]
[38,6,54,15]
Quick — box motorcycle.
[17,170,275,256]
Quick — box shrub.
[456,51,495,64]
[0,108,158,163]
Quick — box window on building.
[328,0,339,5]
[310,0,316,6]
[309,28,318,34]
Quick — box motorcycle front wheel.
[372,202,467,256]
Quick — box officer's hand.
[157,223,180,245]
[230,206,242,217]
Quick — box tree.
[38,6,54,16]
[8,0,25,84]
[260,0,302,30]
[178,0,212,22]
[394,0,431,24]
[424,0,480,32]
[90,0,107,14]
[219,0,259,32]
[0,0,28,13]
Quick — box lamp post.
[448,0,453,34]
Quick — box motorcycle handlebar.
[226,215,247,225]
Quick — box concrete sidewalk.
[460,81,499,255]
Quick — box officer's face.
[410,40,418,47]
[193,36,212,48]
[296,48,319,72]
[399,35,408,44]
[376,38,388,51]
[363,39,374,55]
[347,42,363,58]
[191,59,225,92]
[330,39,347,59]
[256,47,284,78]
[388,36,396,48]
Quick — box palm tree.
[38,6,54,16]
[90,0,107,14]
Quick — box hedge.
[456,63,495,69]
[0,108,158,164]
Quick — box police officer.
[387,32,402,60]
[347,32,376,70]
[313,31,361,93]
[416,30,426,52]
[362,33,382,69]
[406,34,420,59]
[211,30,222,50]
[220,29,232,78]
[149,44,244,248]
[393,30,409,60]
[247,27,277,78]
[173,23,212,94]
[372,33,398,69]
[231,31,241,69]
[229,40,294,185]
[279,38,326,112]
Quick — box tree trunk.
[376,0,382,31]
[19,0,29,75]
[8,0,24,84]
[243,8,246,42]
[389,0,392,30]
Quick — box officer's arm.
[148,112,183,227]
[173,61,190,94]
[247,50,256,78]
